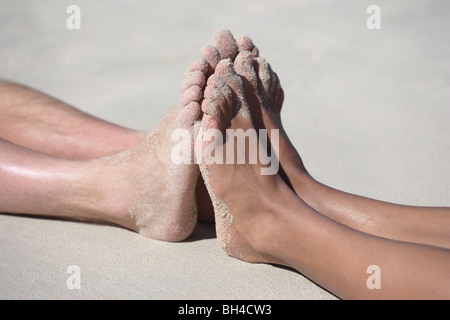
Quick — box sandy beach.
[0,0,449,300]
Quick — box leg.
[0,80,145,160]
[0,105,199,241]
[198,61,450,299]
[0,30,254,225]
[246,188,450,300]
[0,52,218,241]
[0,30,251,161]
[292,175,450,249]
[0,138,131,227]
[232,51,450,249]
[0,30,255,223]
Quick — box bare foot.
[212,29,259,62]
[197,59,292,263]
[91,57,215,242]
[196,30,261,222]
[204,31,307,188]
[234,51,308,185]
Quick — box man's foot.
[197,59,294,263]
[103,34,256,239]
[91,57,214,242]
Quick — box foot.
[212,29,260,62]
[203,32,307,185]
[91,57,214,242]
[233,51,308,185]
[197,59,293,263]
[196,30,262,222]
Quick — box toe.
[234,51,258,90]
[216,79,234,114]
[187,58,209,75]
[201,98,219,118]
[215,59,251,120]
[237,36,254,52]
[179,85,203,107]
[207,73,226,90]
[213,30,239,61]
[202,75,233,124]
[201,98,229,130]
[207,75,234,115]
[179,101,201,128]
[181,70,206,92]
[253,57,271,103]
[201,45,221,75]
[237,36,259,58]
[254,57,284,114]
[215,59,244,95]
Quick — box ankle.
[129,130,147,148]
[104,129,147,156]
[86,154,138,230]
[290,170,323,205]
[247,211,290,266]
[244,183,303,267]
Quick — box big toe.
[202,74,233,128]
[213,30,239,61]
[201,45,221,76]
[215,59,251,120]
[234,51,258,90]
[181,70,206,93]
[237,36,260,58]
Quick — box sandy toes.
[197,58,287,263]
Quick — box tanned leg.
[233,52,450,249]
[198,58,450,300]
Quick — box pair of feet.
[104,30,306,264]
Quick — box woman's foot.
[197,58,300,263]
[233,51,450,251]
[195,30,261,222]
[233,51,309,185]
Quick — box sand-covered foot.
[234,52,307,182]
[237,35,260,58]
[202,30,259,76]
[196,31,261,222]
[213,30,260,61]
[213,30,239,61]
[197,59,288,263]
[92,59,209,242]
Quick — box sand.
[1,0,449,300]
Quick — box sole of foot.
[95,58,211,242]
[196,30,262,222]
[198,59,289,264]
